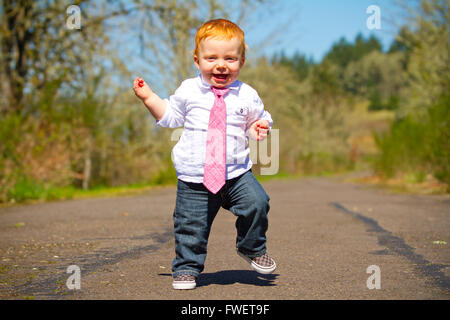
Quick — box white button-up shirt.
[157,75,273,183]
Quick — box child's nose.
[216,59,226,70]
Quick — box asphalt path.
[0,176,449,300]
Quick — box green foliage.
[295,152,351,175]
[373,116,427,178]
[370,0,449,186]
[150,166,178,186]
[309,59,342,97]
[397,0,449,115]
[7,178,49,202]
[6,177,77,203]
[373,94,449,184]
[343,51,406,105]
[369,91,399,111]
[0,114,27,202]
[426,94,450,184]
[323,33,383,69]
[0,113,22,161]
[241,56,353,177]
[271,51,314,81]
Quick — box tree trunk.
[82,137,92,190]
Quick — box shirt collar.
[197,74,241,92]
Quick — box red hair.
[194,19,246,60]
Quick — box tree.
[323,33,383,69]
[271,50,314,81]
[0,0,117,115]
[343,50,406,108]
[372,0,450,185]
[397,0,449,116]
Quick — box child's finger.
[257,121,269,129]
[133,77,140,89]
[255,125,269,140]
[133,77,144,87]
[255,125,268,133]
[258,129,268,135]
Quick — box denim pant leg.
[172,179,221,277]
[223,170,270,258]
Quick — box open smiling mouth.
[213,74,228,82]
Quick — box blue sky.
[243,0,407,62]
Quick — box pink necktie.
[203,86,229,194]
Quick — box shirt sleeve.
[156,84,187,128]
[245,92,273,138]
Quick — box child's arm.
[133,77,166,121]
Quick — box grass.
[2,165,179,207]
[1,179,177,208]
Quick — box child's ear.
[193,55,200,69]
[240,57,245,67]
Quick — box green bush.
[7,177,47,202]
[369,91,399,111]
[373,94,449,184]
[150,166,177,186]
[427,94,450,184]
[296,152,350,176]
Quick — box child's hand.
[133,77,153,101]
[249,120,270,141]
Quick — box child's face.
[194,37,245,88]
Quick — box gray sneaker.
[237,251,277,274]
[172,274,196,290]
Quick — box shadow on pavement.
[159,270,278,287]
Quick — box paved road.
[0,176,449,300]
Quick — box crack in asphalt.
[331,202,450,293]
[13,227,173,299]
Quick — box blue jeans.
[172,170,270,278]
